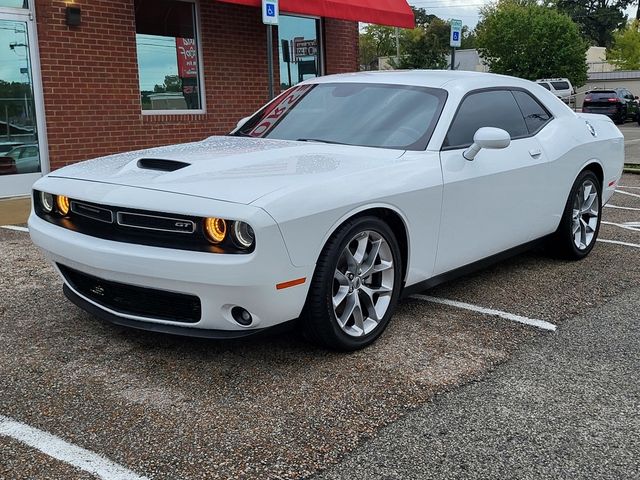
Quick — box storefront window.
[0,1,28,8]
[0,19,40,177]
[134,0,202,112]
[278,15,321,89]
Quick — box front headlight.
[231,221,255,249]
[56,195,70,216]
[36,190,69,217]
[39,191,54,213]
[203,217,227,244]
[203,218,255,250]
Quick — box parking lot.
[2,172,640,477]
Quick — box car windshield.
[232,83,447,151]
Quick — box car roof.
[307,70,539,91]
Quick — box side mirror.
[463,127,511,161]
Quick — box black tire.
[300,216,403,351]
[549,170,602,260]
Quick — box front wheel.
[301,216,403,351]
[551,170,601,259]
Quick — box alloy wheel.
[572,178,599,250]
[332,230,394,337]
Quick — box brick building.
[0,0,413,197]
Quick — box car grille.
[59,264,202,323]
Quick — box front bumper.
[28,183,313,334]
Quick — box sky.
[407,0,638,31]
[408,0,490,29]
[0,19,31,85]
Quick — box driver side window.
[444,90,528,149]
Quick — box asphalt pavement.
[315,287,640,480]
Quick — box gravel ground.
[1,175,639,479]
[314,286,640,480]
[0,230,529,480]
[0,437,94,480]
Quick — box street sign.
[450,19,462,48]
[262,0,279,25]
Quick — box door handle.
[529,149,542,158]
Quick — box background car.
[29,71,624,351]
[536,78,575,103]
[3,144,40,174]
[582,88,639,124]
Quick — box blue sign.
[262,0,279,25]
[450,19,462,47]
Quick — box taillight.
[584,97,591,102]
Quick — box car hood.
[50,136,404,204]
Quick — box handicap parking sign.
[262,0,279,25]
[452,31,460,41]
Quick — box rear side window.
[539,82,551,90]
[512,90,552,134]
[551,81,570,90]
[444,90,528,149]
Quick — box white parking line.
[605,204,640,212]
[597,238,640,249]
[615,189,640,199]
[410,294,557,332]
[0,225,28,232]
[617,185,640,189]
[0,415,149,480]
[601,221,640,232]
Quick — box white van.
[536,78,575,102]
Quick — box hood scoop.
[137,158,190,172]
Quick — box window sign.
[278,15,321,89]
[134,0,203,112]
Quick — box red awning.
[217,0,415,29]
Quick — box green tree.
[476,0,588,86]
[153,75,182,93]
[607,20,640,69]
[393,15,451,69]
[554,0,633,48]
[359,25,397,70]
[461,27,477,49]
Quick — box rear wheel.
[550,170,601,259]
[301,216,402,351]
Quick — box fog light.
[204,217,227,244]
[40,191,54,213]
[231,306,252,326]
[56,195,70,216]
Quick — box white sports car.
[29,71,624,350]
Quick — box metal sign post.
[450,19,462,71]
[262,0,279,99]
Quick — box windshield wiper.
[296,138,348,145]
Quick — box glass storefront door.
[0,8,47,198]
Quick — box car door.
[623,90,638,119]
[434,89,555,275]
